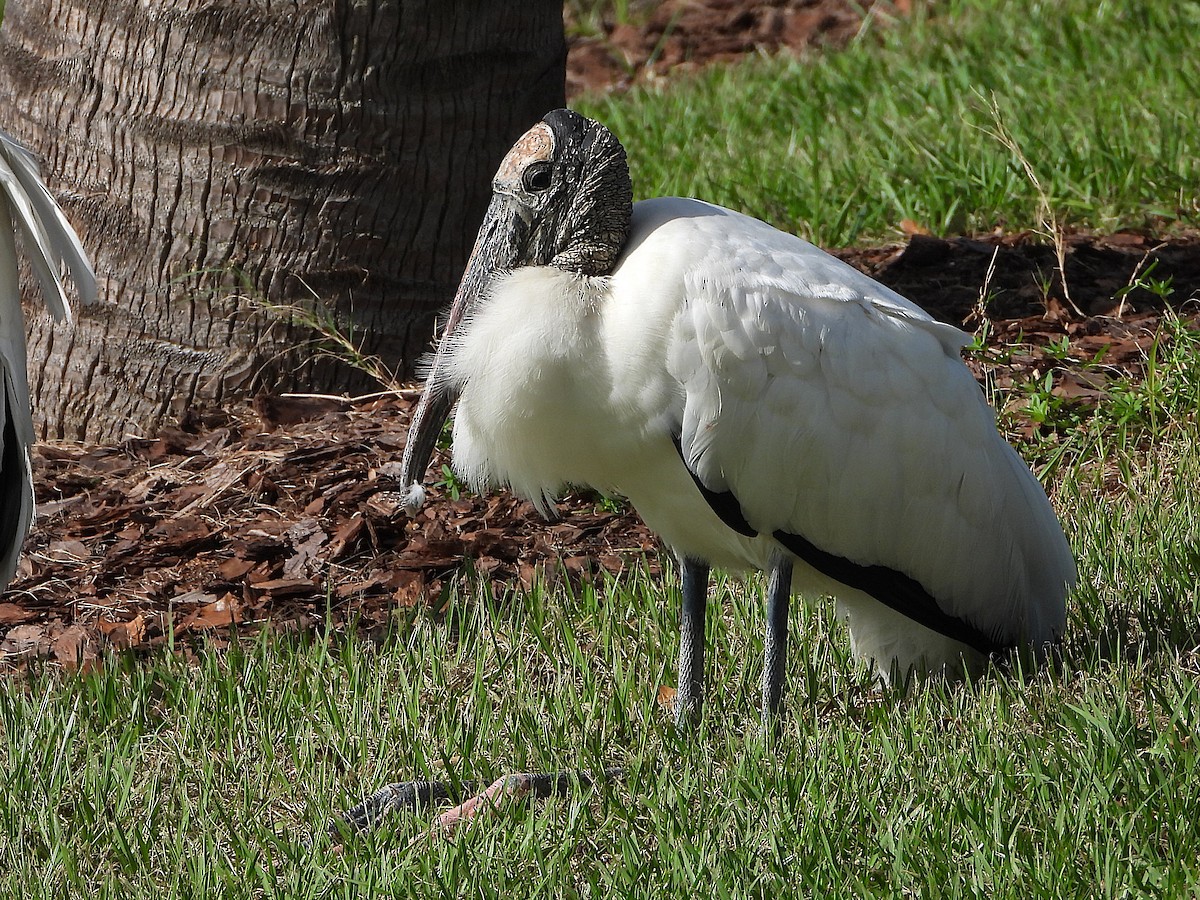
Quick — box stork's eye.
[523,162,553,193]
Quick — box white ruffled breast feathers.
[446,267,630,513]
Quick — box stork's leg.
[762,555,793,724]
[676,557,710,727]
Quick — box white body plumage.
[444,197,1074,677]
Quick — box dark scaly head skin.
[478,108,632,276]
[533,108,632,275]
[399,110,634,508]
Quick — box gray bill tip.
[402,483,427,516]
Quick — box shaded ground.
[4,3,1200,670]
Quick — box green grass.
[6,325,1200,894]
[982,314,1200,478]
[576,0,1200,245]
[4,424,1200,898]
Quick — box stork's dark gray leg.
[762,555,793,724]
[676,557,710,727]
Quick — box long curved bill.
[399,193,527,513]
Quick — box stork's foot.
[329,768,626,845]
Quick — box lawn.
[578,0,1199,245]
[3,0,1200,896]
[5,412,1200,896]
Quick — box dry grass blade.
[979,93,1085,317]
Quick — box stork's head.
[487,108,632,276]
[399,110,633,508]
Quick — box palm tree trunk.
[0,0,565,441]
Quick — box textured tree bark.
[0,0,565,442]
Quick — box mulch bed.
[0,394,659,672]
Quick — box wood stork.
[401,107,1075,719]
[0,130,95,591]
[338,107,1078,838]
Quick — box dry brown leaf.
[46,540,90,562]
[177,595,242,632]
[53,624,101,672]
[1052,371,1108,403]
[1043,295,1070,323]
[149,515,213,548]
[283,525,329,579]
[98,614,149,650]
[218,557,257,580]
[392,571,426,607]
[2,623,49,657]
[253,394,349,428]
[0,603,33,625]
[252,578,317,599]
[329,515,366,559]
[1103,232,1146,247]
[366,492,407,518]
[656,685,677,711]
